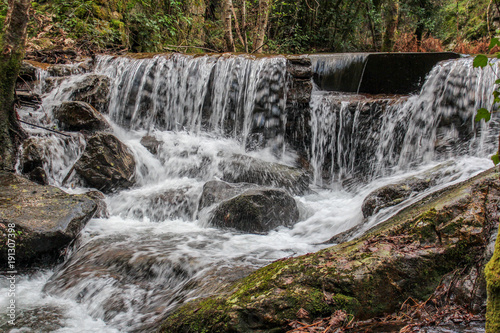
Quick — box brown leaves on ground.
[287,310,350,333]
[286,283,484,333]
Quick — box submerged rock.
[362,177,432,218]
[74,133,136,193]
[53,101,110,132]
[160,169,500,332]
[120,187,198,222]
[198,180,258,210]
[220,154,310,195]
[140,135,162,155]
[362,162,457,218]
[209,188,300,233]
[0,171,97,265]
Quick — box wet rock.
[26,166,49,185]
[198,180,258,210]
[19,61,42,81]
[220,154,310,195]
[361,162,457,218]
[361,178,432,218]
[160,169,500,332]
[69,74,111,112]
[47,64,82,77]
[19,138,49,185]
[84,190,109,218]
[287,79,313,104]
[140,135,162,155]
[43,76,66,93]
[53,101,110,132]
[120,187,198,222]
[0,171,97,266]
[74,133,136,193]
[209,188,300,233]
[20,138,44,174]
[286,56,313,79]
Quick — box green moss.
[486,227,500,332]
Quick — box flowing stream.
[0,53,497,332]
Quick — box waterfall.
[309,57,498,186]
[4,53,498,333]
[94,54,287,151]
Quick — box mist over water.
[1,54,496,332]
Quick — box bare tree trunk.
[242,0,248,53]
[223,0,236,52]
[231,1,246,49]
[381,0,399,52]
[0,0,30,171]
[252,0,271,53]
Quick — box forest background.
[1,0,498,57]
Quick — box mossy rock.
[160,169,500,332]
[486,227,500,332]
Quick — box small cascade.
[94,54,287,151]
[309,57,498,186]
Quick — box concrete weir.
[311,52,461,94]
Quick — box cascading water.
[1,53,497,332]
[309,57,498,186]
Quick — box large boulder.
[0,171,97,266]
[69,74,111,112]
[74,133,136,193]
[209,188,300,233]
[160,169,500,332]
[220,154,310,195]
[53,101,110,132]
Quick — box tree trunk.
[0,0,30,171]
[223,0,235,52]
[252,0,271,53]
[381,0,399,52]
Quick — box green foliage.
[0,0,8,30]
[440,0,490,42]
[17,0,496,54]
[474,55,489,68]
[474,39,500,165]
[475,108,491,122]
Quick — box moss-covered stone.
[486,227,500,332]
[160,169,500,332]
